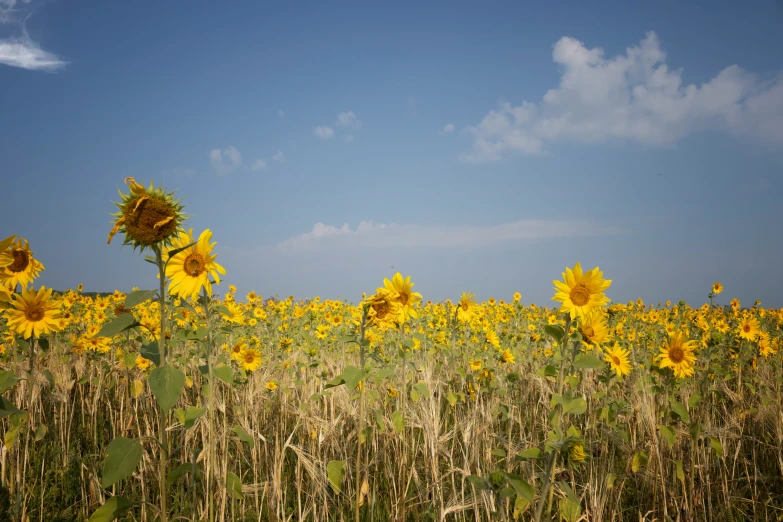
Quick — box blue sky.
[2,1,782,306]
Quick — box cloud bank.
[463,31,783,162]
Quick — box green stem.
[534,451,557,522]
[201,290,216,522]
[156,247,169,522]
[355,310,368,522]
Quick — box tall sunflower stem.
[355,310,368,522]
[155,247,169,522]
[200,289,216,522]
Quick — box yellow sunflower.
[737,316,759,341]
[363,290,402,328]
[711,282,723,295]
[456,292,478,323]
[238,347,262,372]
[4,286,62,339]
[165,229,226,301]
[604,343,632,377]
[0,237,45,290]
[499,348,515,364]
[107,177,185,250]
[552,262,612,320]
[513,292,521,303]
[656,332,698,379]
[579,310,610,346]
[380,272,422,322]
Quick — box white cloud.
[251,159,267,171]
[277,219,623,253]
[314,126,335,139]
[439,123,455,134]
[209,145,242,175]
[463,31,783,162]
[278,109,285,118]
[344,135,354,143]
[272,150,286,162]
[0,30,68,72]
[336,111,361,129]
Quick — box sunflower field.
[0,179,781,522]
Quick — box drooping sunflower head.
[108,178,186,250]
[363,289,401,328]
[1,236,45,290]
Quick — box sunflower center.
[570,284,590,306]
[668,346,685,364]
[742,324,751,333]
[244,352,255,363]
[399,293,409,306]
[184,252,206,276]
[123,196,179,245]
[582,326,595,338]
[24,303,45,322]
[611,355,621,366]
[8,249,30,273]
[461,302,470,311]
[373,300,390,319]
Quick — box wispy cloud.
[439,123,455,134]
[272,150,286,162]
[336,110,361,129]
[0,29,68,72]
[209,145,242,175]
[251,159,267,171]
[463,31,783,162]
[277,219,624,253]
[314,126,335,139]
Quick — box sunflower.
[580,310,609,346]
[4,286,61,339]
[711,282,723,295]
[568,443,587,463]
[229,341,247,361]
[136,356,152,370]
[165,229,226,301]
[0,237,45,290]
[656,332,698,379]
[265,381,278,391]
[499,348,515,364]
[552,263,612,320]
[485,329,500,349]
[513,292,521,303]
[380,272,422,322]
[456,292,478,323]
[469,358,482,372]
[238,347,262,372]
[107,177,185,250]
[737,316,759,341]
[604,343,632,377]
[363,290,402,328]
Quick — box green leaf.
[123,352,138,370]
[139,342,160,367]
[631,451,648,473]
[148,366,185,412]
[225,471,244,499]
[0,397,23,419]
[88,497,133,522]
[688,391,702,409]
[232,425,254,446]
[504,472,535,502]
[674,460,685,483]
[0,371,21,395]
[392,410,404,433]
[342,366,365,390]
[371,368,395,383]
[42,369,54,391]
[708,437,723,458]
[95,314,139,339]
[573,353,605,369]
[101,437,143,488]
[124,289,158,309]
[467,475,491,491]
[446,392,458,407]
[167,463,200,486]
[669,401,690,424]
[544,325,564,342]
[34,423,47,441]
[336,334,357,343]
[517,448,543,460]
[37,338,49,351]
[183,406,206,429]
[537,365,558,378]
[413,382,430,399]
[562,397,587,416]
[213,364,234,384]
[326,460,347,494]
[513,496,530,518]
[491,448,507,457]
[558,496,582,522]
[658,425,676,448]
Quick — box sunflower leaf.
[573,354,604,369]
[95,314,139,339]
[148,366,185,412]
[88,497,134,522]
[326,460,347,494]
[124,289,158,309]
[101,437,143,488]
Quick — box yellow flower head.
[1,236,45,291]
[552,263,612,320]
[166,228,226,301]
[604,342,632,377]
[656,332,698,379]
[3,286,61,339]
[711,282,723,295]
[456,292,478,323]
[380,272,422,322]
[238,347,262,372]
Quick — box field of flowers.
[0,179,781,522]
